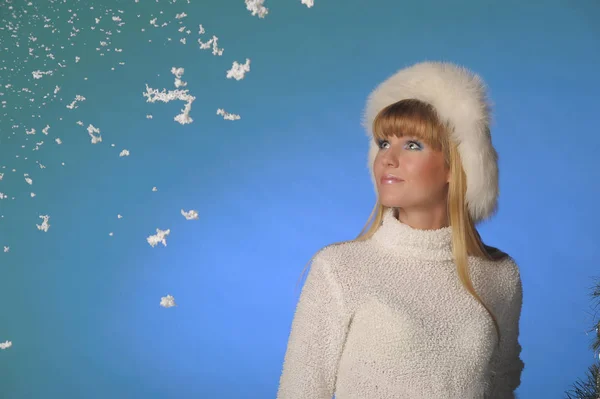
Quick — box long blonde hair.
[295,99,507,347]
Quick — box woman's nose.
[382,149,400,165]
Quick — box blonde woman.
[276,61,525,399]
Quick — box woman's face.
[373,135,450,214]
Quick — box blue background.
[1,0,599,397]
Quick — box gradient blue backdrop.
[1,0,599,398]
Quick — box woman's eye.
[377,138,422,150]
[406,140,422,150]
[377,139,389,149]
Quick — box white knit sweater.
[277,207,524,399]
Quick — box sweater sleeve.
[276,254,351,399]
[485,269,525,399]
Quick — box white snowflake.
[181,209,199,220]
[160,294,177,308]
[147,228,170,247]
[217,108,241,121]
[197,35,224,56]
[226,58,251,81]
[32,70,53,79]
[66,94,86,109]
[36,215,50,232]
[143,83,196,125]
[245,0,268,18]
[87,124,102,144]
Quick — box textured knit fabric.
[277,207,524,399]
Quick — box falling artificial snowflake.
[160,294,177,308]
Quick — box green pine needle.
[565,277,600,399]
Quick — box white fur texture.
[362,61,499,223]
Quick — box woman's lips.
[381,175,404,184]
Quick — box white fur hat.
[362,61,499,223]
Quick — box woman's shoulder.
[478,245,522,290]
[309,240,375,301]
[313,238,373,267]
[483,244,509,261]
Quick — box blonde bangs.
[372,99,450,157]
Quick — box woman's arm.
[277,253,351,399]
[485,262,525,398]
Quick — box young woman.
[277,61,525,399]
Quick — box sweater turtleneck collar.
[372,207,454,261]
